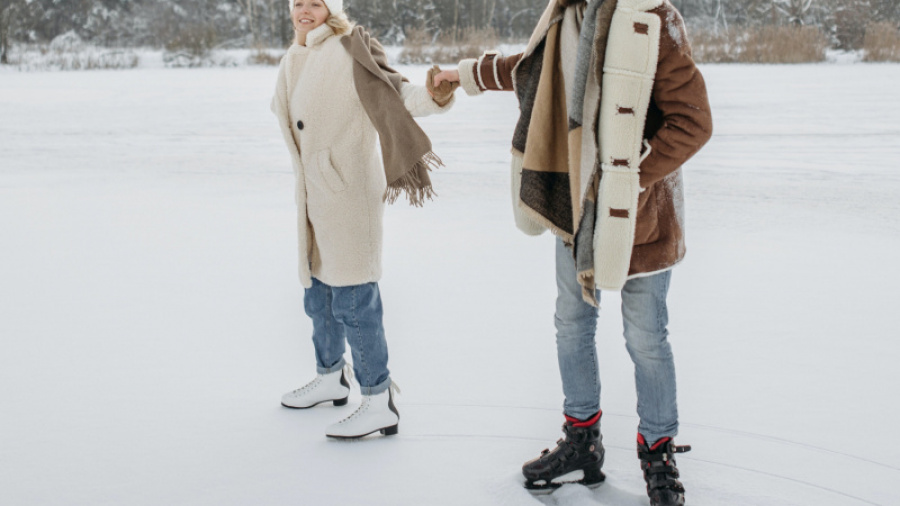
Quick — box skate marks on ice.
[534,476,647,506]
[481,471,647,506]
[398,402,896,505]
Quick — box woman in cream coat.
[271,0,453,439]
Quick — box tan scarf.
[518,0,617,304]
[341,27,443,207]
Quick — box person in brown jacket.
[433,0,712,503]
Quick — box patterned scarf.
[570,0,609,304]
[517,0,617,304]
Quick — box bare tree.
[483,0,496,29]
[453,0,460,43]
[0,0,20,64]
[781,0,815,24]
[1,5,8,64]
[714,0,728,31]
[237,0,260,45]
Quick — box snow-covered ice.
[1,63,899,505]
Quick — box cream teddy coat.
[271,24,452,288]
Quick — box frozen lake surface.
[2,63,899,505]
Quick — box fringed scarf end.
[577,269,599,307]
[383,152,444,207]
[383,183,437,207]
[422,151,445,171]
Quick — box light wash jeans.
[303,277,391,395]
[555,238,678,443]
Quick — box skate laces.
[338,396,371,424]
[290,364,354,397]
[336,381,400,425]
[291,375,323,395]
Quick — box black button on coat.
[296,120,304,130]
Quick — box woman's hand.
[426,66,459,107]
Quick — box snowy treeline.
[0,0,549,64]
[671,0,900,50]
[1,0,899,64]
[1,0,288,60]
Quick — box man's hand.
[433,69,460,88]
[426,66,460,107]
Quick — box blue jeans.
[555,238,678,443]
[303,278,391,395]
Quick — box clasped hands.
[426,66,462,107]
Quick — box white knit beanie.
[324,0,343,14]
[289,0,342,15]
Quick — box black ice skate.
[637,434,692,506]
[522,413,605,494]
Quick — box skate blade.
[325,424,399,440]
[525,471,605,495]
[281,397,348,409]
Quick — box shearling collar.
[304,23,334,48]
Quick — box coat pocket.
[314,150,347,193]
[634,186,660,246]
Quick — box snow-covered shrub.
[247,46,283,66]
[687,27,733,63]
[162,50,240,68]
[49,31,86,52]
[863,22,900,62]
[833,6,870,51]
[398,28,500,65]
[743,26,827,63]
[690,25,827,63]
[9,34,139,71]
[163,25,214,67]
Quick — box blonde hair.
[327,12,353,35]
[294,13,353,45]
